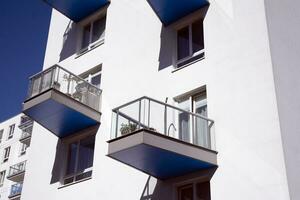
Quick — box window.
[0,171,5,187]
[7,124,15,140]
[0,129,3,143]
[178,182,210,200]
[63,134,95,185]
[177,91,209,147]
[80,16,106,53]
[81,65,102,89]
[176,18,204,68]
[20,143,28,156]
[3,147,10,163]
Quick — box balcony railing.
[20,126,32,141]
[26,65,102,111]
[9,183,22,198]
[111,96,215,150]
[8,161,26,178]
[18,115,33,129]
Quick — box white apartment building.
[18,0,300,200]
[0,115,33,200]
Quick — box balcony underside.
[23,89,101,138]
[8,194,21,200]
[107,129,217,180]
[7,172,24,183]
[147,0,208,25]
[43,0,109,22]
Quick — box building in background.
[13,0,300,200]
[0,115,33,200]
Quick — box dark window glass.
[178,184,193,200]
[82,24,91,49]
[196,182,210,200]
[92,17,106,43]
[66,142,78,175]
[77,135,95,172]
[177,26,190,60]
[91,74,101,88]
[192,19,204,53]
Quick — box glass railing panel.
[26,65,102,111]
[9,183,22,197]
[111,97,215,151]
[8,161,26,177]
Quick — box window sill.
[58,176,92,189]
[172,53,205,73]
[75,39,104,59]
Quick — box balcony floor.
[23,89,101,138]
[107,129,217,180]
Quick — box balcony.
[8,183,22,200]
[107,96,217,180]
[42,0,109,22]
[22,65,102,138]
[18,115,33,129]
[19,126,32,145]
[147,0,209,25]
[7,161,26,182]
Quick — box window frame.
[77,14,106,56]
[7,124,15,140]
[80,65,102,89]
[176,90,209,147]
[3,146,11,163]
[174,18,205,69]
[61,131,96,186]
[0,129,3,143]
[19,143,28,156]
[0,170,5,187]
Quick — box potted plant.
[120,123,137,135]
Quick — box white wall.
[22,0,293,199]
[264,0,300,199]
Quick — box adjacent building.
[0,115,33,200]
[7,0,300,200]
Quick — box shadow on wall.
[140,167,217,200]
[59,21,79,61]
[50,139,65,184]
[140,176,170,200]
[158,26,175,71]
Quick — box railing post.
[115,111,119,138]
[138,100,141,129]
[148,99,150,127]
[164,105,167,135]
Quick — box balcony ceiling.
[43,0,109,22]
[23,89,101,138]
[108,129,217,179]
[147,0,208,25]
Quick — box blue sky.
[0,0,51,122]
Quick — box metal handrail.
[113,96,214,124]
[28,64,102,97]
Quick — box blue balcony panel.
[23,89,101,138]
[43,0,109,22]
[147,0,208,25]
[107,129,217,180]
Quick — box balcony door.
[178,92,208,147]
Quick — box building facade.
[0,114,33,200]
[18,0,300,200]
